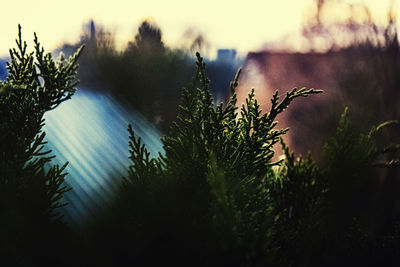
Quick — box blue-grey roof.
[43,89,163,228]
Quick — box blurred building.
[237,47,400,158]
[216,49,237,64]
[0,59,7,80]
[207,49,241,103]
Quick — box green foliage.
[92,53,400,266]
[322,108,399,217]
[268,139,321,265]
[319,108,399,230]
[0,25,82,265]
[97,52,322,265]
[270,108,400,266]
[1,26,397,265]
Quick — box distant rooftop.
[216,49,237,64]
[0,59,7,80]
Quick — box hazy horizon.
[1,0,396,58]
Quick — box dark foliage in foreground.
[0,26,82,266]
[97,53,322,266]
[85,54,400,266]
[2,27,400,266]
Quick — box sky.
[0,0,397,58]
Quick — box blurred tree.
[133,20,165,54]
[59,20,193,132]
[59,19,240,133]
[284,1,400,160]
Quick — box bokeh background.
[1,0,399,227]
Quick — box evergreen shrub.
[1,26,399,266]
[90,52,323,266]
[93,53,400,266]
[0,25,82,266]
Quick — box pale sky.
[0,0,397,58]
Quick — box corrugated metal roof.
[43,89,163,228]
